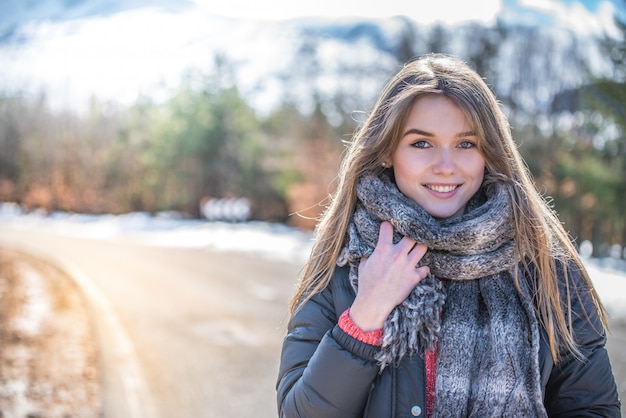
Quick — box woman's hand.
[349,221,430,331]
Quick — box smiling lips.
[426,184,459,193]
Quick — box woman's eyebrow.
[402,128,477,138]
[402,128,433,137]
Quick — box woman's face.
[389,95,485,220]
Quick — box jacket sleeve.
[276,267,381,418]
[543,262,622,417]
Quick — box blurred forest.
[0,9,625,256]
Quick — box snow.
[1,2,621,115]
[0,203,314,264]
[584,260,626,319]
[0,202,624,319]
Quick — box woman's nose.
[432,148,455,174]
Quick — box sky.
[192,0,624,30]
[0,0,623,112]
[504,0,624,34]
[2,0,623,43]
[190,0,502,24]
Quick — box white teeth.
[428,185,457,193]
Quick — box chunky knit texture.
[337,172,547,417]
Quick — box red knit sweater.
[338,308,437,418]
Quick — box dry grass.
[0,249,101,417]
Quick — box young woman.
[276,53,621,417]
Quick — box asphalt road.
[0,227,624,417]
[0,228,302,418]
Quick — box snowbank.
[0,204,314,263]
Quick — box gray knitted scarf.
[337,172,547,417]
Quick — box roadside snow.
[0,206,314,263]
[1,204,625,319]
[585,260,626,319]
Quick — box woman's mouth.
[426,184,459,193]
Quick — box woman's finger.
[379,221,418,254]
[377,221,393,244]
[408,243,428,264]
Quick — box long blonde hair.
[290,53,607,361]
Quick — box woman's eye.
[459,140,477,149]
[411,140,430,149]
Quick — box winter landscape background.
[1,0,625,249]
[1,1,626,415]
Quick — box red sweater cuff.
[338,308,383,346]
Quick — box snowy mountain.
[0,0,622,115]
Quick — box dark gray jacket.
[277,265,621,417]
